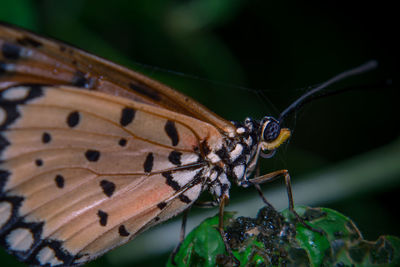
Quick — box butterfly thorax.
[202,118,261,200]
[202,116,291,201]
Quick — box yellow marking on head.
[261,128,291,150]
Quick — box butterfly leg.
[253,183,275,210]
[251,165,276,209]
[217,195,240,266]
[170,208,190,265]
[249,169,323,234]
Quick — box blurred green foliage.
[0,0,399,266]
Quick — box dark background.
[1,1,399,266]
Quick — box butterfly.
[0,22,377,266]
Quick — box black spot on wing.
[100,180,115,197]
[118,225,130,237]
[66,111,80,128]
[168,151,182,166]
[143,153,154,173]
[129,82,161,101]
[41,132,51,144]
[120,107,136,126]
[179,194,191,204]
[35,159,43,167]
[118,138,127,147]
[16,37,42,48]
[85,150,100,162]
[1,43,21,60]
[55,175,64,189]
[162,171,180,191]
[97,210,108,226]
[164,120,179,146]
[157,202,167,210]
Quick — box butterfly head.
[259,116,291,152]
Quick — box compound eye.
[262,120,281,142]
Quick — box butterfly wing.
[0,84,223,266]
[0,22,235,135]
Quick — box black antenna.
[278,60,378,122]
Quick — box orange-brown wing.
[0,84,221,266]
[0,22,235,135]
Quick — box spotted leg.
[249,169,323,234]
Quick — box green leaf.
[166,212,235,267]
[169,205,400,266]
